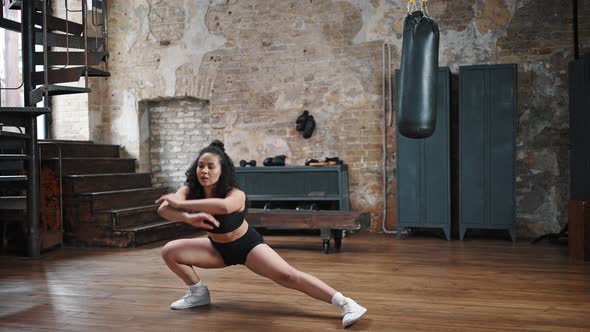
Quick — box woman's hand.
[183,212,220,230]
[155,193,183,209]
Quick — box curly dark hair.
[185,140,239,199]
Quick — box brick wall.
[141,98,210,190]
[201,1,384,227]
[74,0,582,237]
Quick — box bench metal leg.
[320,228,332,254]
[1,222,7,255]
[333,229,343,251]
[334,236,342,251]
[322,239,330,254]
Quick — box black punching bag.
[397,10,440,139]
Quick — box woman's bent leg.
[161,237,226,285]
[162,237,226,309]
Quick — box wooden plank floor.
[1,233,589,331]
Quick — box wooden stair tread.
[64,172,150,178]
[77,187,162,196]
[40,142,121,158]
[95,204,162,230]
[115,220,200,247]
[42,157,132,161]
[40,140,119,147]
[117,220,185,232]
[97,204,159,215]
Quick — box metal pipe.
[22,0,41,258]
[82,0,88,88]
[103,0,108,71]
[573,0,579,60]
[381,42,397,235]
[43,0,48,101]
[58,144,63,245]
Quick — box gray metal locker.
[459,64,517,241]
[396,67,451,240]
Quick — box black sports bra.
[209,203,248,234]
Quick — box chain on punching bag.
[397,0,440,139]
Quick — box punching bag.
[397,7,440,139]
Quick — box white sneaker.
[170,286,211,310]
[340,297,367,328]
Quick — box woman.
[156,140,366,328]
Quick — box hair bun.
[209,140,225,152]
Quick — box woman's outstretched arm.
[156,188,245,215]
[157,186,190,221]
[157,186,219,229]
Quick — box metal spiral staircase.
[0,0,109,258]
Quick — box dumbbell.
[295,203,319,211]
[239,160,257,167]
[263,155,286,166]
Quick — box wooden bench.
[247,208,371,253]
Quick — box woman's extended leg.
[161,238,226,309]
[244,243,335,302]
[244,243,367,327]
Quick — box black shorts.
[209,225,265,266]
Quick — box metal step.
[0,131,30,139]
[0,107,50,116]
[34,51,109,66]
[0,160,25,172]
[35,31,105,50]
[8,0,44,11]
[85,67,110,77]
[32,67,110,85]
[32,67,85,85]
[10,0,102,11]
[0,107,51,128]
[0,154,28,160]
[30,85,91,104]
[40,139,94,144]
[0,175,27,182]
[33,12,84,35]
[0,196,26,210]
[0,138,26,153]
